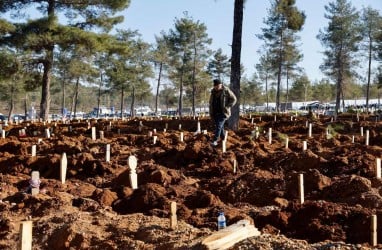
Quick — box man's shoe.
[211,141,218,146]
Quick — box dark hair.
[213,79,222,86]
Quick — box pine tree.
[0,0,129,120]
[207,48,230,83]
[258,0,305,112]
[317,0,362,116]
[163,14,212,117]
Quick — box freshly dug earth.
[0,114,382,249]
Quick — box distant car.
[324,110,336,116]
[0,114,6,121]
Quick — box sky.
[119,0,382,83]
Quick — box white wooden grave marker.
[60,153,67,184]
[308,123,312,138]
[30,171,40,196]
[285,137,289,149]
[360,126,364,137]
[233,159,237,174]
[44,128,50,139]
[352,135,355,143]
[376,158,381,179]
[299,174,304,204]
[224,131,228,142]
[153,135,157,145]
[1,129,4,139]
[31,145,36,157]
[91,127,96,140]
[222,140,226,153]
[170,201,177,230]
[19,220,32,250]
[180,132,184,142]
[366,130,369,146]
[128,155,138,189]
[302,141,307,151]
[197,122,201,133]
[371,214,377,247]
[99,131,104,140]
[179,124,182,130]
[268,128,272,144]
[106,144,110,163]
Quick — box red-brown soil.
[1,114,382,249]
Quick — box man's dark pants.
[213,113,226,142]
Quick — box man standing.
[209,79,237,146]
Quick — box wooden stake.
[302,141,307,151]
[170,201,177,230]
[31,145,36,157]
[19,220,32,250]
[299,174,304,204]
[268,128,272,144]
[128,155,138,189]
[308,123,312,138]
[91,127,96,140]
[106,144,110,163]
[30,171,40,196]
[376,158,381,179]
[222,140,226,153]
[233,159,237,174]
[285,137,289,149]
[371,214,377,247]
[45,128,50,139]
[60,153,67,184]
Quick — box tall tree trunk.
[97,73,103,118]
[40,53,53,120]
[366,37,372,113]
[266,73,269,112]
[24,94,28,120]
[228,0,244,131]
[120,85,124,118]
[178,52,186,117]
[40,0,55,120]
[61,72,66,118]
[286,68,289,111]
[7,85,14,123]
[191,32,197,116]
[155,62,163,115]
[130,86,136,117]
[73,77,80,118]
[276,31,283,113]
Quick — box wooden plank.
[202,220,260,250]
[19,220,32,250]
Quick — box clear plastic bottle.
[217,211,226,230]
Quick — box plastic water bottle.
[217,211,226,230]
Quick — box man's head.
[213,79,223,90]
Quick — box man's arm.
[226,88,237,107]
